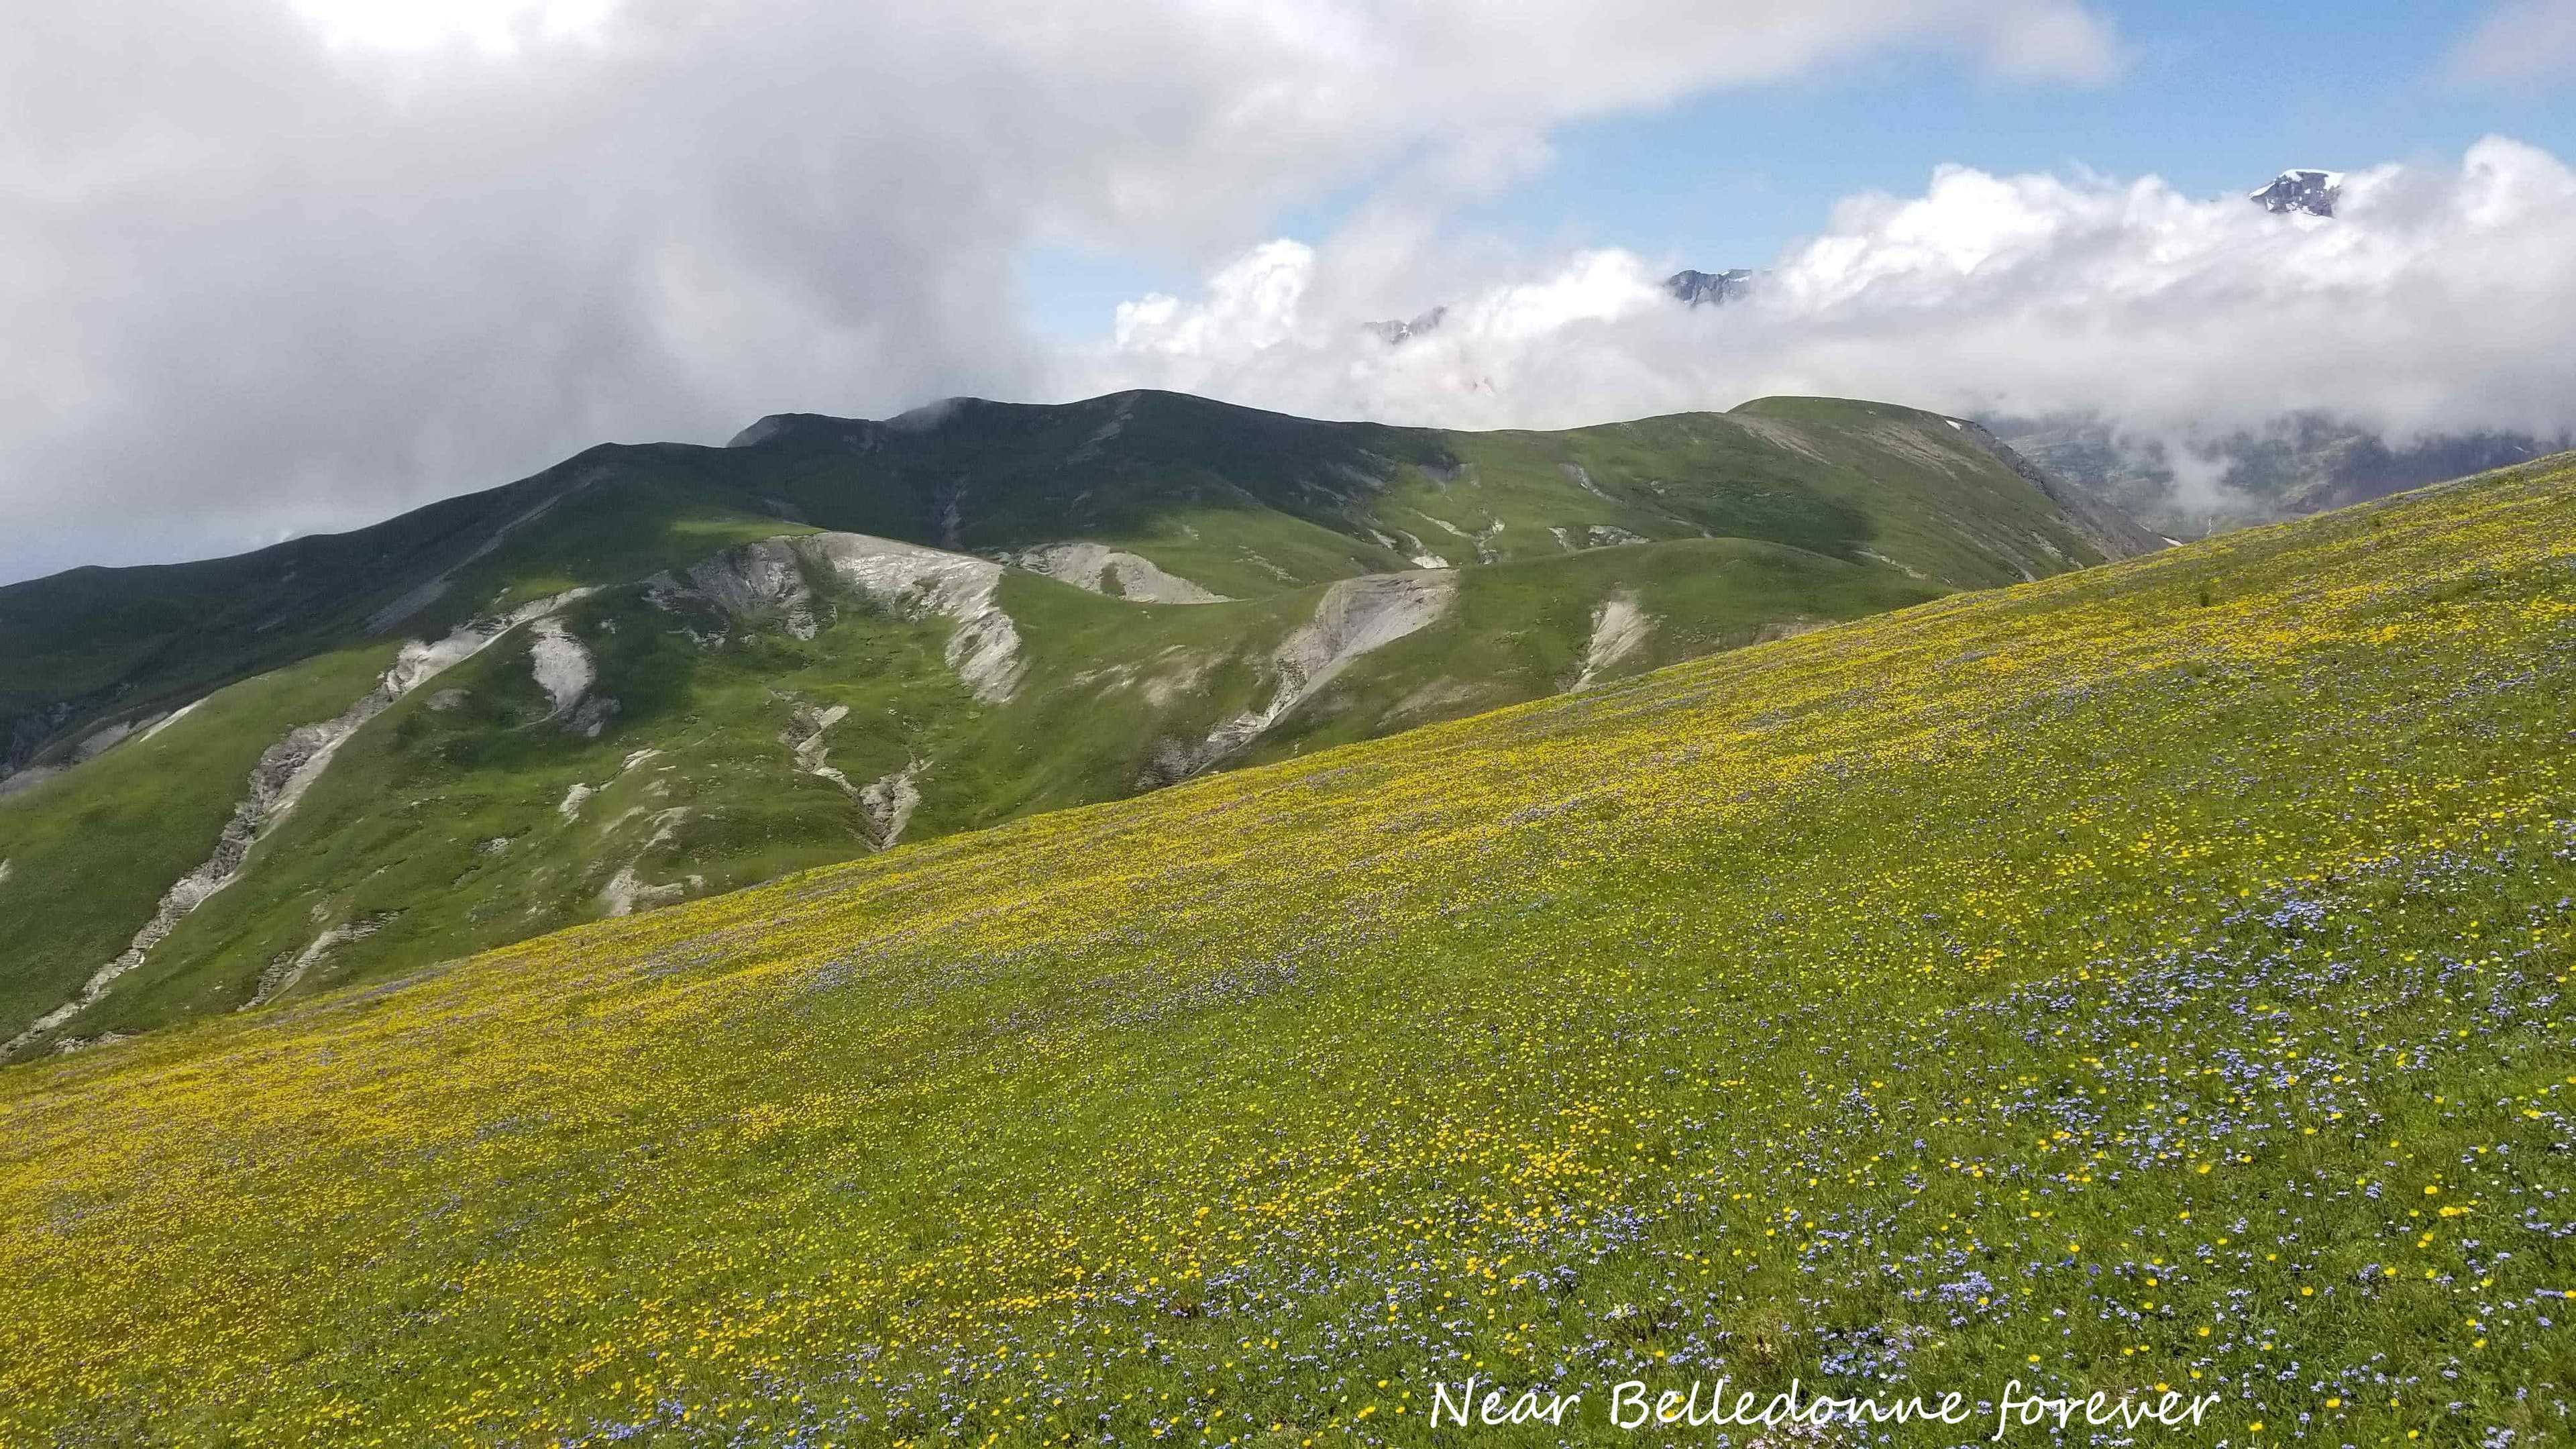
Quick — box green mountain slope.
[0,392,2129,1051]
[0,451,806,775]
[0,453,2566,1444]
[0,390,2146,781]
[736,390,2153,590]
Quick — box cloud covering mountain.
[6,0,2574,584]
[0,0,2127,583]
[1087,138,2576,454]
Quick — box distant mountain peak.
[1371,266,1764,335]
[1666,268,1758,306]
[729,396,1001,450]
[1366,307,1447,345]
[724,415,795,449]
[2249,169,2342,218]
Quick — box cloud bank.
[25,3,2576,579]
[0,0,2123,583]
[1081,138,2576,451]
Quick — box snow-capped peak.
[1666,268,1758,306]
[1366,306,1448,345]
[2249,169,2343,218]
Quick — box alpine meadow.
[3,448,2571,1445]
[13,4,2576,1446]
[0,392,2144,1056]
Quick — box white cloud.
[2449,0,2576,85]
[0,0,2121,582]
[1115,241,1318,360]
[1073,138,2576,445]
[290,0,617,53]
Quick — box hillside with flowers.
[2,452,2571,1445]
[0,391,2141,1055]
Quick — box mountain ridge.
[1,388,2153,784]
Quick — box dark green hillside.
[739,390,2145,590]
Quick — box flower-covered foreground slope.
[4,460,2575,1446]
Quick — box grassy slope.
[0,390,2113,782]
[0,480,822,1042]
[741,392,2131,596]
[7,390,2110,1040]
[0,646,398,1034]
[0,482,549,746]
[1407,398,2112,588]
[64,533,1933,1033]
[0,456,828,773]
[3,460,2570,1445]
[76,570,1315,1033]
[1242,537,1943,761]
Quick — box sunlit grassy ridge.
[3,461,2572,1445]
[4,533,1940,1045]
[2,390,2117,1049]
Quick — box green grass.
[0,645,398,1039]
[1408,398,2084,586]
[76,568,1316,1028]
[427,469,821,622]
[1,458,2569,1446]
[0,391,2149,1049]
[0,482,550,736]
[0,453,813,772]
[1053,503,1414,600]
[48,532,1945,1032]
[3,389,2127,779]
[1242,536,1945,760]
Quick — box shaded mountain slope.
[1991,411,2575,539]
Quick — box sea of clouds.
[1086,136,2576,443]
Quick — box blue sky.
[1020,2,2576,341]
